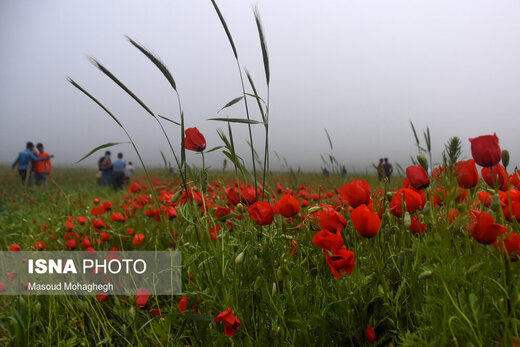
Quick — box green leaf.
[208,117,264,125]
[158,114,180,126]
[218,96,243,112]
[206,145,225,153]
[76,142,129,163]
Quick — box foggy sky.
[1,0,520,173]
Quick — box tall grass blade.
[158,114,180,126]
[253,6,270,85]
[244,69,266,123]
[88,57,155,117]
[67,76,124,128]
[210,0,238,59]
[324,128,333,151]
[410,120,420,147]
[126,36,177,91]
[209,117,264,125]
[219,96,243,112]
[76,142,129,163]
[160,150,168,169]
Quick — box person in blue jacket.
[12,142,51,185]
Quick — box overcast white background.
[1,0,519,173]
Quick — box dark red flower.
[389,188,423,217]
[410,216,427,235]
[350,204,380,238]
[481,164,508,191]
[33,241,46,251]
[248,202,274,226]
[133,233,145,247]
[339,179,370,208]
[184,127,206,152]
[66,239,77,250]
[178,296,188,312]
[467,210,508,245]
[77,216,87,225]
[136,287,151,308]
[510,170,520,189]
[214,307,241,337]
[129,182,141,193]
[502,233,520,261]
[317,206,347,232]
[9,244,20,252]
[406,165,430,190]
[325,248,355,278]
[455,159,479,188]
[96,294,108,302]
[110,212,126,222]
[274,194,300,218]
[149,308,165,317]
[366,326,377,343]
[469,134,501,167]
[312,229,344,252]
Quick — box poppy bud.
[418,270,433,280]
[308,206,321,214]
[254,276,264,291]
[417,153,428,172]
[502,149,510,169]
[171,190,182,204]
[235,251,245,265]
[490,195,501,212]
[272,282,277,296]
[403,212,412,228]
[236,203,244,213]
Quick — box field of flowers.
[0,132,519,346]
[1,2,519,345]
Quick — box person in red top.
[33,143,52,186]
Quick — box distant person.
[377,158,384,181]
[112,152,126,190]
[33,143,52,186]
[124,161,135,186]
[12,142,51,185]
[322,167,330,177]
[98,151,113,186]
[383,158,393,183]
[341,166,347,178]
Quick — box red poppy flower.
[129,182,141,193]
[178,296,188,312]
[9,244,20,252]
[502,201,520,222]
[215,206,231,219]
[482,164,508,191]
[510,170,520,189]
[136,287,151,307]
[339,179,370,208]
[410,216,427,235]
[0,282,7,292]
[77,216,87,225]
[149,308,165,317]
[184,127,206,152]
[133,233,146,247]
[101,233,110,241]
[102,200,112,210]
[325,248,355,278]
[502,233,520,261]
[166,206,178,220]
[467,210,508,245]
[248,202,274,226]
[274,194,300,218]
[317,206,347,232]
[110,212,126,222]
[33,241,46,251]
[312,229,344,252]
[469,134,502,167]
[96,294,108,302]
[477,192,493,207]
[214,307,241,337]
[389,188,423,217]
[65,221,74,230]
[66,239,77,250]
[406,165,430,190]
[350,204,380,238]
[92,218,105,229]
[454,159,479,188]
[366,326,377,343]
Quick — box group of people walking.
[12,142,52,186]
[97,151,134,190]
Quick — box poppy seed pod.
[469,134,501,167]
